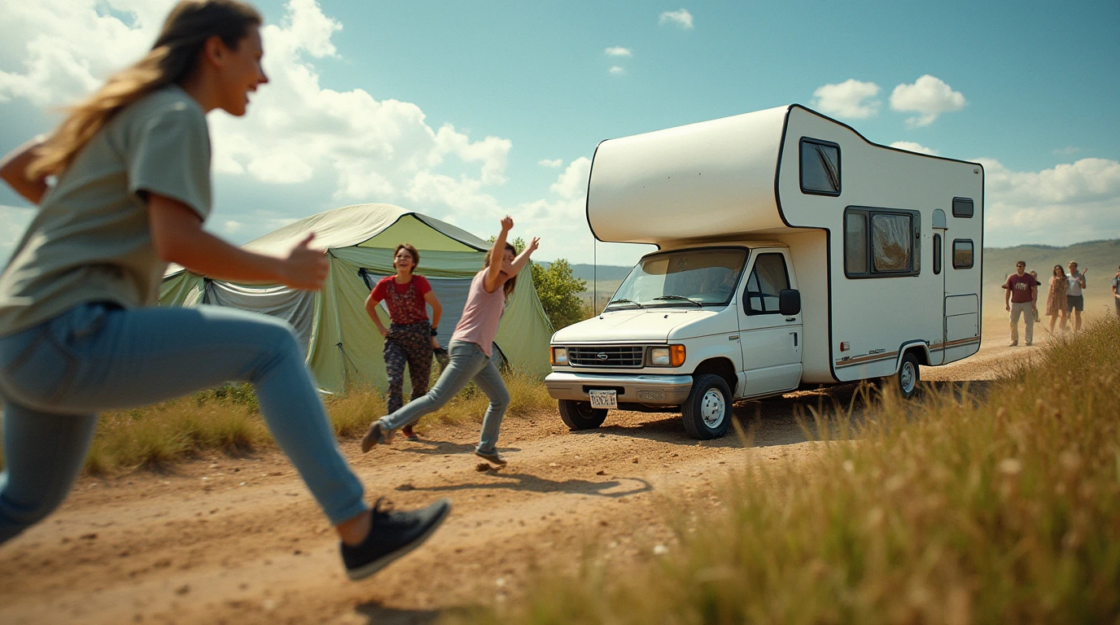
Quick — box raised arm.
[0,138,49,205]
[149,193,327,290]
[483,216,513,293]
[508,236,540,276]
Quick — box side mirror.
[779,289,801,316]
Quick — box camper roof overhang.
[586,105,793,247]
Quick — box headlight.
[649,345,685,367]
[550,347,568,366]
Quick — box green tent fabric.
[160,204,554,394]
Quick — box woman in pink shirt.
[362,216,539,466]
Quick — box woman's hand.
[527,236,540,254]
[379,326,390,338]
[280,233,329,291]
[430,337,440,349]
[500,215,513,232]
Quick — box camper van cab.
[545,104,984,439]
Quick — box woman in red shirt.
[364,244,442,440]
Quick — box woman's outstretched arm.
[0,138,49,205]
[149,193,328,290]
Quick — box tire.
[890,352,921,399]
[681,374,733,440]
[558,400,608,430]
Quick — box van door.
[931,209,947,365]
[737,251,803,396]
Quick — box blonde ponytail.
[28,0,261,179]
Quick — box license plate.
[589,389,617,410]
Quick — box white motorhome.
[545,104,984,439]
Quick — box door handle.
[789,331,798,347]
[785,317,797,322]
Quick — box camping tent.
[160,204,554,394]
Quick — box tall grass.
[466,318,1120,624]
[0,367,554,475]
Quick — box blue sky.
[2,0,1118,267]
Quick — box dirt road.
[0,339,1037,624]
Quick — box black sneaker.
[361,421,393,453]
[341,498,451,581]
[474,449,507,466]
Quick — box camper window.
[744,253,791,315]
[844,207,921,278]
[800,138,841,196]
[952,240,974,269]
[952,197,974,218]
[845,213,868,274]
[608,247,748,309]
[933,234,942,275]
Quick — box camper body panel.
[775,106,983,382]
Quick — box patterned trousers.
[384,320,434,414]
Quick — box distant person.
[1065,261,1087,332]
[362,217,540,466]
[1004,261,1037,346]
[0,0,449,580]
[1044,264,1069,336]
[1029,271,1041,324]
[365,244,443,440]
[1112,264,1120,319]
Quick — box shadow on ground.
[404,471,652,499]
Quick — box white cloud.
[0,0,167,105]
[889,75,966,127]
[549,157,591,199]
[0,0,514,237]
[538,158,563,168]
[609,66,625,75]
[889,141,937,155]
[659,8,694,29]
[812,79,881,119]
[0,1,652,267]
[605,46,632,57]
[980,157,1120,247]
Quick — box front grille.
[568,345,644,367]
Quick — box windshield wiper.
[653,295,703,307]
[606,298,644,309]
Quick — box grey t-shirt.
[0,86,211,336]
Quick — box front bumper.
[544,371,693,405]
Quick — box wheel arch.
[692,357,737,392]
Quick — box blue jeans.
[379,340,509,454]
[0,303,366,544]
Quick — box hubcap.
[700,388,726,428]
[900,362,916,395]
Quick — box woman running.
[362,217,539,466]
[0,0,447,580]
[365,243,443,440]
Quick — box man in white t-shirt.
[1065,261,1087,333]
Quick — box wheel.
[681,374,732,439]
[890,352,921,399]
[558,400,608,430]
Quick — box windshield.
[605,248,748,310]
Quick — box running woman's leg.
[4,303,366,527]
